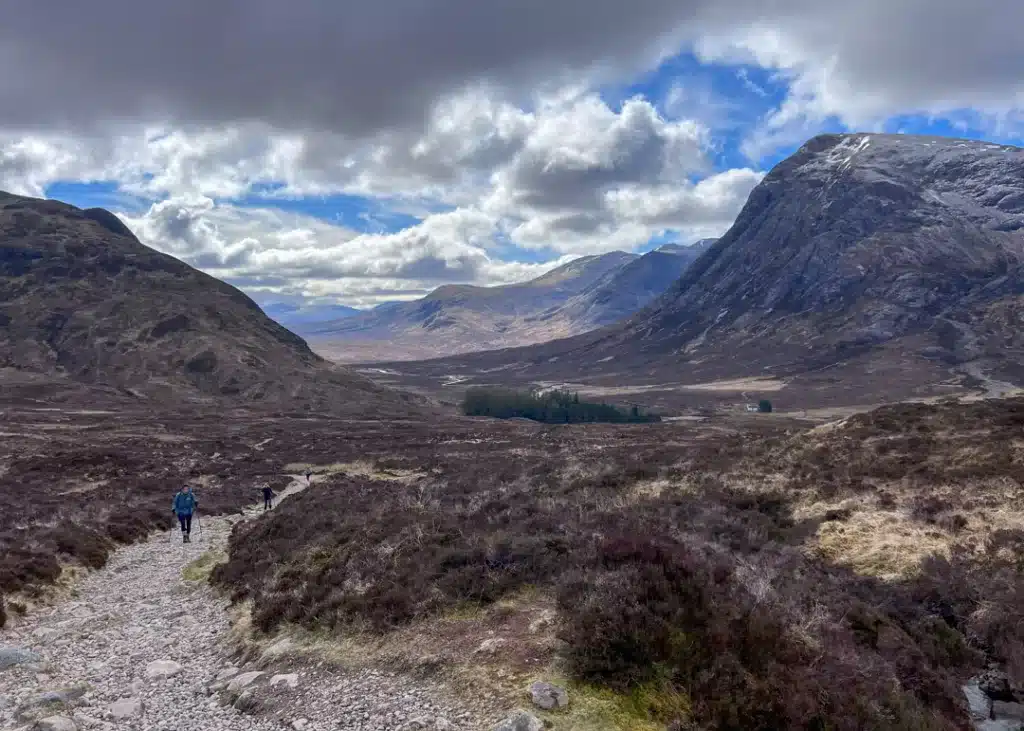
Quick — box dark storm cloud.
[0,1,696,135]
[4,1,1019,139]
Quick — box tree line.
[462,387,660,424]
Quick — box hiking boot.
[183,533,189,543]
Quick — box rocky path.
[0,478,486,731]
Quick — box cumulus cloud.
[491,93,707,212]
[0,135,109,197]
[119,196,565,306]
[1,87,756,296]
[604,168,766,227]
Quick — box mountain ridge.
[261,301,361,331]
[305,243,711,362]
[370,133,1024,409]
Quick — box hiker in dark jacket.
[172,485,198,543]
[262,485,275,511]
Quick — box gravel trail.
[0,478,484,731]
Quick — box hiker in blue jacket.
[172,485,198,543]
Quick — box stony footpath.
[0,480,516,731]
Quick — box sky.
[1,1,1023,310]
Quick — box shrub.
[911,495,953,524]
[106,512,155,544]
[937,513,969,534]
[558,536,959,730]
[0,549,61,594]
[186,396,1024,729]
[53,521,112,569]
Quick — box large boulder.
[226,671,264,694]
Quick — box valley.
[301,243,712,363]
[352,134,1024,416]
[3,131,1024,731]
[4,0,1024,723]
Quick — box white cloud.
[118,196,566,306]
[480,91,734,253]
[604,168,766,227]
[1,86,760,304]
[692,1,1024,157]
[0,135,107,197]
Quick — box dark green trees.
[463,388,660,424]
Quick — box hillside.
[0,191,421,413]
[378,134,1024,409]
[208,396,1024,730]
[306,244,707,362]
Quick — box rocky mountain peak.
[394,133,1024,405]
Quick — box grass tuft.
[182,549,226,583]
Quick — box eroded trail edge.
[0,475,484,731]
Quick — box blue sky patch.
[236,190,423,234]
[44,181,147,214]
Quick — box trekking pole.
[196,512,203,542]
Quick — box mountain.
[378,134,1024,408]
[261,301,361,330]
[305,246,707,362]
[555,239,715,328]
[656,239,717,255]
[0,192,422,413]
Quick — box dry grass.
[734,400,1024,580]
[282,460,428,483]
[183,549,227,583]
[679,376,788,392]
[814,510,953,578]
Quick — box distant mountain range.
[260,302,361,331]
[0,192,422,414]
[300,241,714,362]
[372,134,1024,409]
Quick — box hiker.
[172,485,198,543]
[305,469,313,484]
[262,484,275,511]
